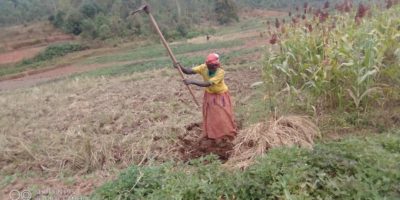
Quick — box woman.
[176,53,237,143]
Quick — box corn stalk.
[264,5,400,115]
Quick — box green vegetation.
[0,0,57,26]
[235,86,269,127]
[93,131,400,199]
[78,39,259,77]
[0,43,84,77]
[46,0,237,41]
[238,0,381,9]
[222,46,263,64]
[80,55,204,77]
[215,0,239,24]
[0,0,335,40]
[1,0,381,42]
[82,39,245,65]
[264,5,400,116]
[22,43,84,65]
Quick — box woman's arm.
[183,79,212,87]
[174,63,196,75]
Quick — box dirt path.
[0,62,134,91]
[0,46,45,65]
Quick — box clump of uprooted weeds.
[226,115,320,169]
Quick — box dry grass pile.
[226,115,320,168]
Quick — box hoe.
[131,4,200,107]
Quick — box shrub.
[98,24,112,40]
[215,0,240,25]
[80,19,97,39]
[49,11,66,28]
[64,11,83,35]
[80,2,101,19]
[176,23,188,37]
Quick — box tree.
[64,10,83,35]
[80,2,101,18]
[49,11,65,28]
[215,0,239,25]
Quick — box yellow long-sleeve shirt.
[192,64,228,94]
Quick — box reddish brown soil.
[0,47,44,65]
[0,32,75,65]
[0,65,83,90]
[178,123,234,162]
[43,34,74,44]
[0,61,133,91]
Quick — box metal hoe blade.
[130,4,149,15]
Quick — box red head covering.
[205,53,220,67]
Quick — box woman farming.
[176,53,237,143]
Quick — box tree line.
[0,0,376,41]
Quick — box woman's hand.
[175,63,196,75]
[173,62,181,68]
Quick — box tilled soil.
[178,123,234,162]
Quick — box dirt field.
[0,64,262,198]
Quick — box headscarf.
[205,53,220,67]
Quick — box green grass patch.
[236,87,270,127]
[81,39,245,65]
[216,18,265,36]
[24,43,84,64]
[222,46,263,64]
[78,45,263,78]
[93,131,400,199]
[79,55,205,77]
[79,45,262,78]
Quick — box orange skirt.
[202,91,237,140]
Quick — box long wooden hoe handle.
[143,6,200,107]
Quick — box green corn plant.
[263,4,400,116]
